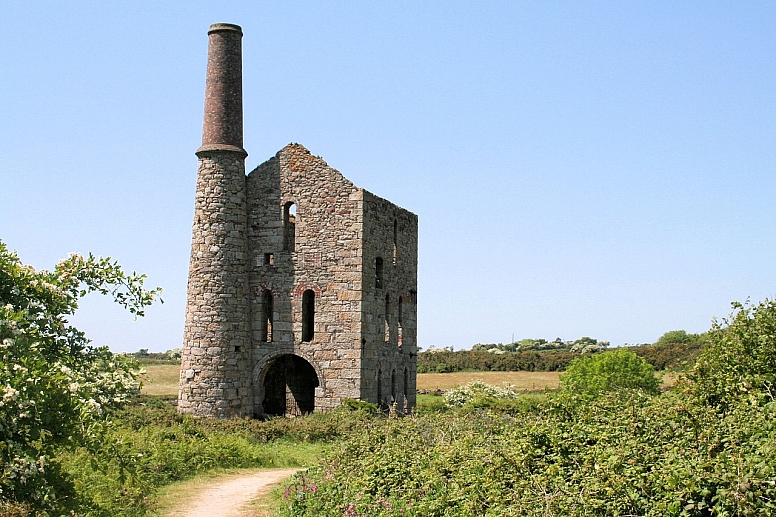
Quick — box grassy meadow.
[139,364,181,395]
[139,364,676,397]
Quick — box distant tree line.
[418,349,578,373]
[126,348,181,364]
[473,336,609,354]
[419,331,708,373]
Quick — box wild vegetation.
[4,239,773,515]
[56,398,353,516]
[0,240,161,515]
[560,347,660,397]
[0,243,359,516]
[278,301,776,516]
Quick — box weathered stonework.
[179,23,418,418]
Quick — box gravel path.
[164,468,301,517]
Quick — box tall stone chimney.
[179,23,252,417]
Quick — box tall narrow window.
[384,294,391,343]
[302,289,315,342]
[283,202,296,252]
[375,257,384,289]
[391,369,397,406]
[262,290,274,342]
[393,219,398,265]
[397,295,403,347]
[403,367,409,413]
[377,369,383,408]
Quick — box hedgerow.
[417,341,704,374]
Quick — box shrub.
[629,340,707,370]
[340,398,379,414]
[687,299,776,408]
[0,240,161,512]
[442,380,519,407]
[560,348,660,397]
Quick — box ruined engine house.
[178,23,418,418]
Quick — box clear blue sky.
[2,2,775,352]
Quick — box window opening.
[302,289,315,342]
[403,367,409,414]
[397,296,403,347]
[375,257,384,289]
[377,369,383,408]
[264,253,274,266]
[384,294,391,343]
[261,290,274,342]
[393,219,398,265]
[283,202,296,252]
[391,369,397,406]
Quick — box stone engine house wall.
[245,144,418,416]
[361,191,418,412]
[179,23,418,418]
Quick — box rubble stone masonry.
[179,23,417,417]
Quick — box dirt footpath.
[164,468,301,517]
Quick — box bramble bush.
[687,299,776,408]
[278,392,776,516]
[278,299,776,516]
[0,240,161,514]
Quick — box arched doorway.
[262,354,319,417]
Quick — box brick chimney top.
[197,23,246,156]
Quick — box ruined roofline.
[360,188,418,220]
[247,142,418,217]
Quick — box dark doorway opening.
[262,354,319,417]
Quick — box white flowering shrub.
[443,380,519,407]
[0,240,161,512]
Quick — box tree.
[654,329,692,345]
[560,348,660,397]
[687,299,776,408]
[569,336,609,354]
[0,240,161,513]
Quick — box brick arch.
[293,283,321,297]
[291,284,321,330]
